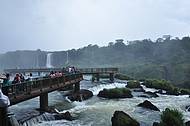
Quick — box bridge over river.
[0,68,118,125]
[4,67,118,82]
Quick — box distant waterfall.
[46,53,53,68]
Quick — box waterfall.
[46,53,53,68]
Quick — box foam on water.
[88,82,127,95]
[12,81,190,126]
[141,85,159,93]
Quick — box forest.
[0,36,190,87]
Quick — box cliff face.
[0,37,190,86]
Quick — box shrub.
[180,88,190,95]
[126,80,141,88]
[143,79,181,95]
[143,79,173,91]
[160,108,184,126]
[97,88,133,98]
[115,74,133,80]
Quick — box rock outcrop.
[111,111,140,126]
[68,89,93,102]
[137,100,160,111]
[98,88,133,99]
[185,121,190,126]
[54,111,73,121]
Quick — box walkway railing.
[2,73,83,105]
[79,68,118,74]
[4,67,118,74]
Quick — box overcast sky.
[0,0,190,53]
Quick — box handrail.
[4,67,118,74]
[1,73,83,99]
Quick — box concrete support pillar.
[40,93,48,111]
[110,73,114,82]
[96,73,100,82]
[74,82,80,93]
[0,107,8,126]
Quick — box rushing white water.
[10,79,190,126]
[46,53,53,68]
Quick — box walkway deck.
[2,73,83,106]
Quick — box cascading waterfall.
[46,53,53,68]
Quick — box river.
[9,76,190,126]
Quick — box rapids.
[9,77,190,126]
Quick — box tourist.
[20,73,25,82]
[2,73,11,87]
[2,73,11,96]
[26,73,33,81]
[68,67,72,73]
[12,73,21,84]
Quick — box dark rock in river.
[54,111,73,121]
[111,111,140,126]
[155,89,165,94]
[152,122,160,126]
[132,87,145,92]
[145,91,159,98]
[98,88,133,99]
[68,89,93,102]
[185,105,190,112]
[185,121,190,126]
[137,100,160,111]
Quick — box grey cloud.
[0,0,190,53]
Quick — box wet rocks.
[145,91,159,98]
[54,111,73,121]
[111,111,140,126]
[137,100,160,111]
[98,88,133,99]
[185,121,190,126]
[67,89,93,102]
[185,105,190,112]
[133,87,145,92]
[152,122,160,126]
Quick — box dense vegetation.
[159,108,184,126]
[143,79,190,95]
[97,88,133,98]
[126,80,141,88]
[0,36,190,87]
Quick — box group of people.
[49,71,64,78]
[48,66,79,78]
[1,73,33,87]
